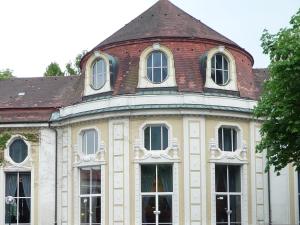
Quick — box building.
[0,1,297,225]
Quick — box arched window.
[218,126,237,152]
[147,51,168,83]
[82,129,98,155]
[211,53,229,86]
[9,139,28,163]
[144,124,169,150]
[91,58,106,89]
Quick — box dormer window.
[138,43,176,88]
[147,51,168,83]
[211,54,229,86]
[204,46,237,91]
[91,58,106,89]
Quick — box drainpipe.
[268,169,272,225]
[48,122,58,225]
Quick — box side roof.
[96,0,239,48]
[0,76,83,123]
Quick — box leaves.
[44,62,64,77]
[0,69,14,80]
[254,9,300,172]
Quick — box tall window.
[215,165,241,225]
[147,51,168,83]
[5,172,31,225]
[82,129,98,155]
[218,127,237,152]
[144,125,169,151]
[91,58,106,89]
[211,54,229,86]
[80,167,101,225]
[9,139,28,163]
[141,164,173,225]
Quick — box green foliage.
[65,50,87,76]
[254,9,300,172]
[44,62,64,77]
[0,69,14,80]
[0,132,12,165]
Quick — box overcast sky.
[0,0,299,78]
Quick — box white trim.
[84,51,112,96]
[200,116,207,224]
[205,46,238,91]
[77,126,101,157]
[0,123,48,128]
[58,93,256,120]
[294,170,299,224]
[250,121,257,224]
[138,43,176,88]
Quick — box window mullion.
[222,128,224,151]
[161,126,163,150]
[160,53,163,82]
[150,126,152,151]
[231,129,233,152]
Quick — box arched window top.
[91,58,106,90]
[211,53,229,86]
[82,129,98,155]
[146,50,168,84]
[9,139,28,163]
[144,124,169,151]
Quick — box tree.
[254,9,300,172]
[0,69,13,80]
[65,50,87,76]
[44,62,63,77]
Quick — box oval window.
[91,58,106,89]
[211,54,229,86]
[9,139,28,163]
[147,51,168,83]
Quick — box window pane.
[162,53,167,67]
[5,201,17,224]
[216,70,223,85]
[157,164,173,192]
[80,197,90,223]
[162,126,168,150]
[91,169,101,194]
[147,68,153,82]
[19,198,31,223]
[153,68,162,83]
[5,173,17,197]
[230,195,241,223]
[9,139,28,163]
[229,166,241,192]
[147,55,152,67]
[144,127,150,150]
[159,195,172,223]
[218,128,223,150]
[224,58,228,70]
[211,56,215,69]
[223,71,229,84]
[151,126,162,150]
[141,165,156,192]
[215,165,227,192]
[211,69,216,82]
[92,59,106,89]
[233,129,237,151]
[153,52,161,67]
[80,169,90,194]
[162,67,168,81]
[19,173,31,197]
[142,196,156,223]
[223,128,233,151]
[216,54,223,69]
[216,195,228,223]
[91,196,101,223]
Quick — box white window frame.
[91,58,106,90]
[138,43,176,88]
[215,164,242,225]
[146,51,168,84]
[140,164,173,225]
[211,53,229,86]
[205,46,237,91]
[218,126,238,152]
[143,124,169,151]
[4,135,31,166]
[84,51,111,96]
[78,127,100,157]
[215,123,242,153]
[4,171,32,225]
[79,166,102,225]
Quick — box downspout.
[268,169,272,225]
[48,122,58,225]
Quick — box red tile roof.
[96,0,239,48]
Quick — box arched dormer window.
[91,58,106,89]
[84,51,117,96]
[204,46,237,91]
[138,43,176,88]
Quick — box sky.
[0,0,299,78]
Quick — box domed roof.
[96,0,239,48]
